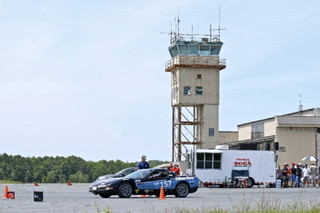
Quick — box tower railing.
[165,55,226,72]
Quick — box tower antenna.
[210,5,226,42]
[191,25,194,41]
[170,13,173,43]
[299,94,303,111]
[218,5,221,41]
[209,16,212,42]
[177,9,180,39]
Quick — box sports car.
[89,168,199,198]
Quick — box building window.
[196,153,221,169]
[183,86,191,95]
[197,74,202,79]
[209,128,214,136]
[251,123,264,139]
[195,86,203,95]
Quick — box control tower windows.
[199,45,210,55]
[183,86,191,95]
[195,86,203,95]
[190,45,199,55]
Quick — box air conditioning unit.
[215,145,229,150]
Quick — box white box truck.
[186,147,276,187]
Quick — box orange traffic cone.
[67,182,72,186]
[2,185,8,199]
[158,186,165,200]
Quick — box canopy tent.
[301,156,319,161]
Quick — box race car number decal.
[160,181,172,188]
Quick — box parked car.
[89,168,199,198]
[94,167,138,182]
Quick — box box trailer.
[186,148,276,187]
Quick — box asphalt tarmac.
[1,183,320,213]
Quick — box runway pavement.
[1,183,320,213]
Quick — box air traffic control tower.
[165,24,226,162]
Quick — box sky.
[0,0,319,162]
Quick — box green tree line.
[0,153,168,183]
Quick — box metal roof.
[276,116,320,127]
[238,108,320,127]
[220,135,275,147]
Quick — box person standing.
[309,163,317,187]
[302,164,310,187]
[295,164,302,187]
[170,163,180,175]
[281,164,289,188]
[137,155,150,169]
[276,165,283,187]
[290,163,297,187]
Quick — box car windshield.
[125,169,151,179]
[115,168,130,176]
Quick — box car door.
[136,170,175,190]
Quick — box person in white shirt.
[302,164,310,187]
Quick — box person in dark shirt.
[137,155,150,169]
[281,164,289,188]
[290,163,297,187]
[295,164,302,187]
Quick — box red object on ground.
[7,191,15,199]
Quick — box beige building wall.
[198,104,219,149]
[219,131,238,144]
[238,125,251,140]
[276,127,316,166]
[174,67,220,105]
[264,120,276,136]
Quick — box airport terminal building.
[220,108,320,166]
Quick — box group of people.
[276,162,319,188]
[137,155,180,175]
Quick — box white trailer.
[186,148,276,187]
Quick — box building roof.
[220,135,275,146]
[276,116,320,127]
[238,108,320,127]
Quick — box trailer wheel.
[247,177,255,188]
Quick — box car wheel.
[99,193,111,198]
[174,182,189,198]
[118,182,133,198]
[247,177,255,188]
